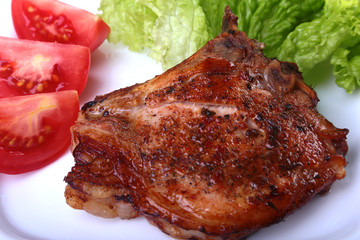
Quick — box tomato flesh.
[0,59,62,95]
[0,90,79,174]
[12,0,110,51]
[23,3,77,44]
[0,36,90,98]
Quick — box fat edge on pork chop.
[64,6,349,240]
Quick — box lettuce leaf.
[99,0,156,51]
[141,0,209,70]
[99,0,360,93]
[199,0,242,38]
[277,0,360,71]
[99,0,209,70]
[235,0,261,34]
[331,44,360,93]
[245,0,325,58]
[198,0,232,38]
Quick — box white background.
[0,1,359,239]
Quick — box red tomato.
[0,90,79,174]
[11,0,110,51]
[0,36,90,98]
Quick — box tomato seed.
[44,125,51,134]
[1,65,10,72]
[0,60,14,78]
[26,81,34,89]
[27,6,35,13]
[36,83,44,92]
[63,34,69,41]
[24,7,75,44]
[1,58,63,95]
[8,137,16,147]
[16,78,25,87]
[38,136,44,144]
[1,135,8,143]
[51,73,59,82]
[26,139,33,148]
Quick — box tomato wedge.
[0,90,79,174]
[11,0,110,51]
[0,36,90,98]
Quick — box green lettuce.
[331,44,360,93]
[277,0,360,72]
[141,0,210,70]
[99,0,209,70]
[235,0,261,35]
[243,0,325,58]
[99,0,360,93]
[99,0,156,51]
[199,0,241,38]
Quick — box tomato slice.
[0,90,79,174]
[11,0,110,51]
[0,36,90,98]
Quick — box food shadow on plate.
[303,59,333,88]
[78,46,111,106]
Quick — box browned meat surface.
[64,7,348,240]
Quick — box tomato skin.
[0,36,90,98]
[11,0,110,51]
[0,90,79,174]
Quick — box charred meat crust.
[64,6,348,240]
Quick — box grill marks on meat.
[64,7,348,240]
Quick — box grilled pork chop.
[64,7,348,240]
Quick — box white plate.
[0,1,359,239]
